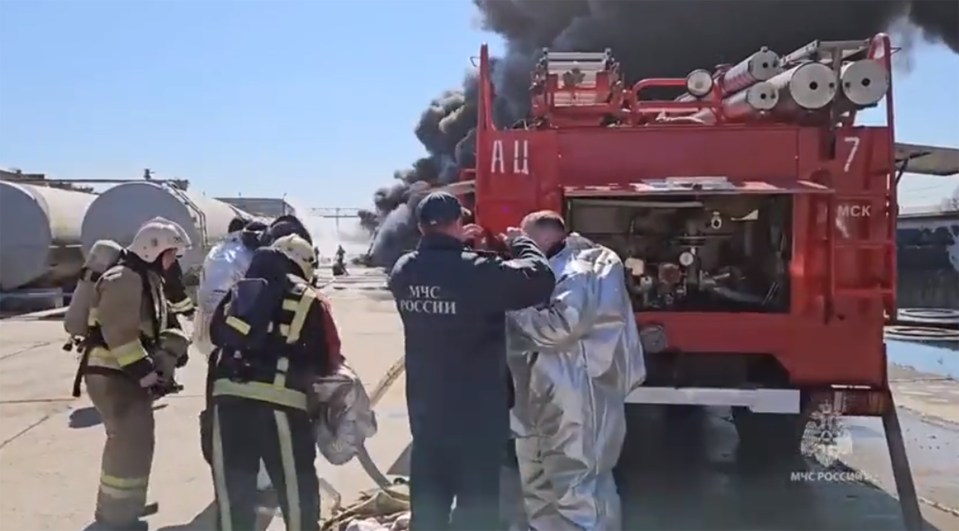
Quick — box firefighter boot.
[84,373,156,528]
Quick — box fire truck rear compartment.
[565,193,793,314]
[565,193,807,459]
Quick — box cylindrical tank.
[766,62,838,112]
[840,59,889,107]
[81,182,240,276]
[689,81,780,124]
[721,47,782,94]
[0,181,96,290]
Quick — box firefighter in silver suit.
[506,210,647,531]
[82,218,191,530]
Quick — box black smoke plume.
[363,0,958,268]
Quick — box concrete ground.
[0,267,957,530]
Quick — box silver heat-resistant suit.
[507,234,647,531]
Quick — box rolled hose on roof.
[893,308,959,329]
[884,325,959,342]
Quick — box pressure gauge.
[640,324,669,354]
[679,251,695,267]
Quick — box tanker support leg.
[881,392,923,531]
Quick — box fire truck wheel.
[732,407,803,464]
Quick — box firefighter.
[506,210,647,531]
[208,233,341,531]
[195,218,275,503]
[263,214,312,247]
[332,244,348,276]
[81,217,191,531]
[228,216,248,234]
[195,218,269,359]
[387,192,556,530]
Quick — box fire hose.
[355,353,407,489]
[315,276,407,491]
[318,354,409,530]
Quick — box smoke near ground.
[362,0,959,267]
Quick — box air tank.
[80,182,240,276]
[0,181,96,290]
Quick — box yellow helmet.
[272,233,317,279]
[128,217,191,263]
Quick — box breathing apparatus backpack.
[64,240,128,398]
[64,240,126,339]
[212,248,299,355]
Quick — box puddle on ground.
[886,339,959,380]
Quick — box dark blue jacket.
[388,233,555,442]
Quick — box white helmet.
[128,217,192,263]
[272,234,317,279]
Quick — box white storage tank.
[80,182,240,276]
[0,181,97,290]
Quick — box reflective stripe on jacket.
[84,264,167,378]
[212,279,335,411]
[168,296,194,314]
[86,343,152,372]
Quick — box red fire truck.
[443,33,959,529]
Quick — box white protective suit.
[192,233,256,356]
[506,233,646,531]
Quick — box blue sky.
[1,0,957,210]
